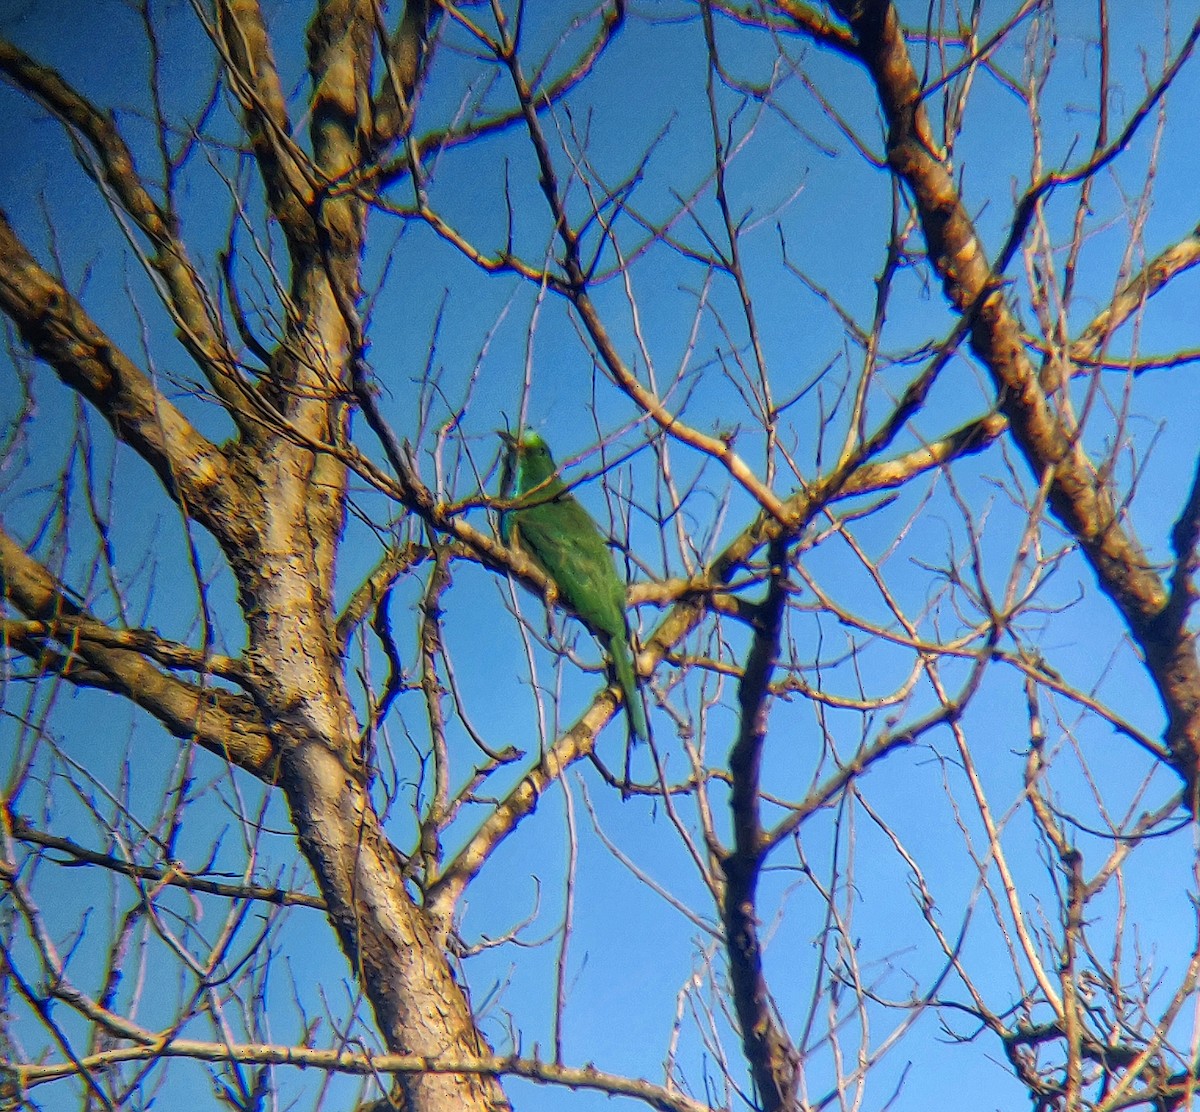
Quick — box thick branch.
[721,540,798,1111]
[0,528,276,780]
[214,0,316,250]
[0,211,241,546]
[1072,224,1200,361]
[371,0,438,148]
[838,412,1008,498]
[275,738,511,1112]
[833,0,1200,804]
[0,38,248,415]
[307,0,372,291]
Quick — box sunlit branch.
[0,38,246,413]
[0,216,241,543]
[1070,224,1200,362]
[825,0,1200,807]
[423,690,622,922]
[204,0,317,249]
[2,618,249,686]
[0,529,276,779]
[731,1,857,55]
[15,1041,714,1112]
[837,412,1008,497]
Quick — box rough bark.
[0,4,515,1106]
[228,434,507,1112]
[823,0,1200,808]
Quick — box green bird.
[498,431,648,744]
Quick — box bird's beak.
[497,429,517,446]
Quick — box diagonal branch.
[0,529,276,780]
[824,0,1200,807]
[838,412,1008,497]
[9,814,319,908]
[210,0,316,250]
[0,212,241,546]
[371,0,438,150]
[0,38,248,415]
[1071,223,1200,362]
[745,1,858,54]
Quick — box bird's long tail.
[607,633,648,743]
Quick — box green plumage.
[499,432,647,743]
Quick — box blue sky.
[5,2,1200,1110]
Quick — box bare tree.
[4,2,1200,1110]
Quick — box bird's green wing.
[512,496,628,641]
[517,499,648,743]
[508,483,647,745]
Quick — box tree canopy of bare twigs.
[4,2,1200,1111]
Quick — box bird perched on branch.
[498,431,648,745]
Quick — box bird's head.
[498,430,558,487]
